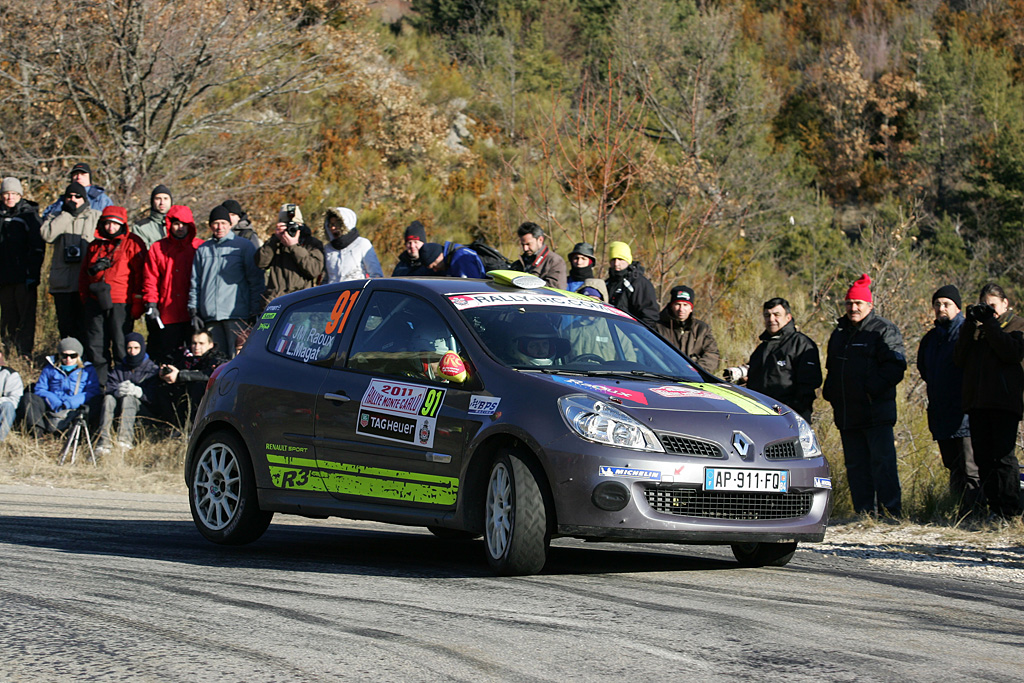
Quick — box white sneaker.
[96,444,112,455]
[117,441,134,451]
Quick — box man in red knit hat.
[822,274,907,517]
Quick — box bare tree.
[0,0,356,199]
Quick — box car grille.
[659,434,724,458]
[763,440,799,460]
[644,486,814,520]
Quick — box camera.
[159,366,173,376]
[88,257,112,276]
[63,244,82,263]
[966,303,995,323]
[283,203,301,237]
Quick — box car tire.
[731,541,798,567]
[427,526,480,540]
[484,449,549,576]
[189,430,273,545]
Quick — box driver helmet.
[409,316,456,355]
[511,315,566,367]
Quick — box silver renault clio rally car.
[184,272,832,575]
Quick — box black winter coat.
[391,251,430,277]
[606,263,659,328]
[917,313,969,440]
[822,311,906,430]
[954,310,1024,418]
[105,355,160,403]
[0,198,44,286]
[746,320,822,420]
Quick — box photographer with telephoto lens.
[954,283,1024,520]
[255,203,324,304]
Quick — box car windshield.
[449,293,704,381]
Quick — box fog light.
[592,481,630,511]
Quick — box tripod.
[58,415,97,465]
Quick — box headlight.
[558,395,664,452]
[795,414,822,458]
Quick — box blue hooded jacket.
[34,357,101,411]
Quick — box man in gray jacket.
[189,206,265,358]
[0,348,23,442]
[40,182,100,339]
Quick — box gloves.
[723,365,748,383]
[189,307,205,333]
[88,257,113,276]
[117,382,143,399]
[144,302,159,320]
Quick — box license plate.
[704,468,788,493]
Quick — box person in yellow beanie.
[604,241,659,328]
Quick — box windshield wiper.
[575,369,694,382]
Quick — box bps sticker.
[814,477,832,489]
[649,385,725,400]
[358,380,446,448]
[599,466,661,481]
[468,395,501,416]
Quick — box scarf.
[332,227,360,251]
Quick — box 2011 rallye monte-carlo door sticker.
[357,379,447,449]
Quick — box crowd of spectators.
[0,164,1020,522]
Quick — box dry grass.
[0,428,186,495]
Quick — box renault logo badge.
[733,431,753,457]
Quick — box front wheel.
[484,449,549,576]
[189,430,273,545]
[731,541,798,568]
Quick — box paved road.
[1,484,1022,682]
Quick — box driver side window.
[347,291,464,383]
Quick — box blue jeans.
[0,401,14,441]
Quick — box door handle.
[323,392,350,402]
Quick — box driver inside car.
[510,317,569,367]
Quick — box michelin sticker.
[358,379,447,448]
[814,477,832,489]
[468,395,501,416]
[447,292,632,318]
[599,466,661,481]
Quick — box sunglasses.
[60,352,79,359]
[67,193,83,199]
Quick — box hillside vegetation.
[3,0,1024,519]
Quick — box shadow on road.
[0,514,738,578]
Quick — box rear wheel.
[731,541,798,567]
[189,430,272,545]
[484,449,549,575]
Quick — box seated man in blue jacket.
[22,337,101,436]
[96,332,160,453]
[420,241,486,279]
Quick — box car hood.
[534,374,782,416]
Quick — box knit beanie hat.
[932,284,962,310]
[608,241,632,263]
[65,181,87,198]
[670,285,695,305]
[404,220,427,243]
[150,184,172,204]
[100,205,129,225]
[221,199,244,217]
[419,242,444,268]
[1,177,23,195]
[845,274,873,303]
[209,205,232,224]
[58,337,85,357]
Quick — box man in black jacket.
[822,275,907,517]
[152,329,227,429]
[392,220,431,277]
[605,241,659,328]
[724,297,821,421]
[0,177,44,356]
[96,332,160,452]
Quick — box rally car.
[184,272,832,575]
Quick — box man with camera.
[78,206,147,385]
[152,329,227,429]
[822,274,907,518]
[41,182,101,340]
[255,203,325,303]
[954,283,1024,521]
[189,206,264,358]
[918,285,979,513]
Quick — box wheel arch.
[462,433,557,537]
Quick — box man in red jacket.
[79,206,146,385]
[142,205,203,363]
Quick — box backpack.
[468,240,513,272]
